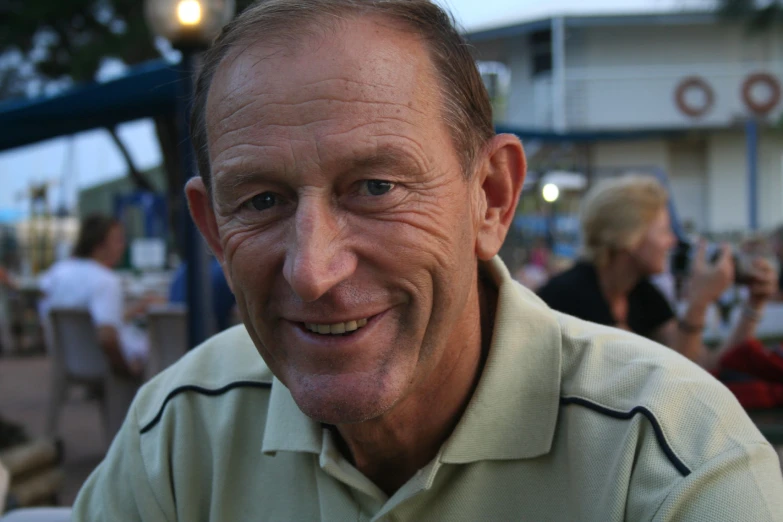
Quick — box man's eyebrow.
[346,148,426,177]
[212,167,286,206]
[213,147,426,199]
[218,167,283,189]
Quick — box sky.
[0,0,713,218]
[441,0,709,30]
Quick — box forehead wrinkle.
[217,9,353,77]
[215,102,421,149]
[211,94,425,160]
[206,46,286,124]
[214,128,433,188]
[302,76,400,92]
[211,141,288,171]
[212,75,427,134]
[213,115,429,171]
[208,22,437,132]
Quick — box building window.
[477,61,511,122]
[530,29,552,77]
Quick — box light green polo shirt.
[73,257,783,521]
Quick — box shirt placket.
[316,427,388,521]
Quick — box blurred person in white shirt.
[38,214,158,377]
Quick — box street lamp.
[145,0,235,50]
[144,0,236,348]
[542,183,560,203]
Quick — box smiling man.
[73,1,783,520]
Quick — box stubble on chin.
[286,364,405,425]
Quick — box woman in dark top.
[538,261,675,340]
[538,176,778,369]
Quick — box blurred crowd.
[510,184,783,308]
[509,175,783,409]
[0,214,237,376]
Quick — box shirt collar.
[262,377,322,455]
[439,256,562,463]
[262,256,563,463]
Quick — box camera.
[670,240,756,285]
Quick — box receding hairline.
[205,12,447,131]
[198,9,489,189]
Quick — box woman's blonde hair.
[580,175,669,268]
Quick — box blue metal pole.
[177,52,214,348]
[652,167,687,241]
[746,118,759,231]
[547,201,557,250]
[551,16,567,134]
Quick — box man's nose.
[283,197,357,302]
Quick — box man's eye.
[248,192,278,211]
[361,180,395,197]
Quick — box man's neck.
[334,273,496,496]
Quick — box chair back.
[47,307,107,379]
[0,286,15,354]
[0,508,72,521]
[146,304,188,378]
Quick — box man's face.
[201,18,489,424]
[102,225,126,268]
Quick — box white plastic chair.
[145,304,188,380]
[0,508,71,521]
[45,308,138,444]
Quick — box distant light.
[177,0,203,26]
[542,183,560,203]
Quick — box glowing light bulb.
[177,0,203,26]
[542,183,560,203]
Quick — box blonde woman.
[537,175,778,369]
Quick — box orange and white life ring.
[741,73,781,115]
[674,77,714,118]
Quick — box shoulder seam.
[140,381,272,435]
[560,396,691,476]
[650,442,777,521]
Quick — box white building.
[467,11,783,234]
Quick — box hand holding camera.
[688,241,734,308]
[746,257,778,310]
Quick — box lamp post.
[144,0,235,348]
[542,183,560,251]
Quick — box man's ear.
[185,177,225,265]
[474,134,526,261]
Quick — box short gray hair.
[190,0,495,193]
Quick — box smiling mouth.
[304,318,370,336]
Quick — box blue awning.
[0,57,695,154]
[0,60,180,153]
[495,124,689,143]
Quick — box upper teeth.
[306,318,368,335]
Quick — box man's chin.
[286,372,403,425]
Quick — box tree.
[717,0,783,31]
[0,0,255,245]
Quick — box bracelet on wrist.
[678,320,704,334]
